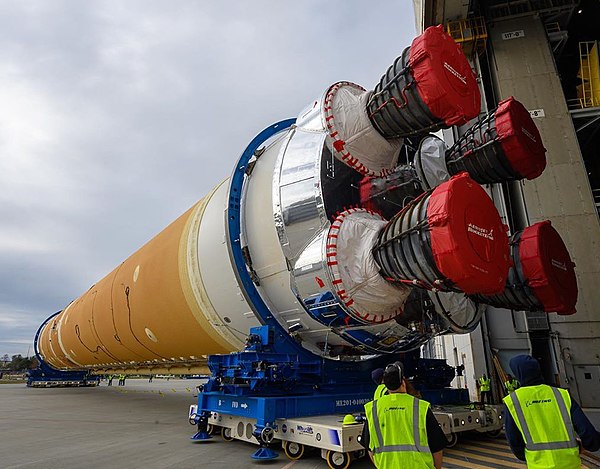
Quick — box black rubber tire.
[446,432,458,448]
[221,426,234,442]
[206,423,219,435]
[283,441,305,460]
[486,429,503,438]
[326,450,351,469]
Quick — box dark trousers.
[481,390,492,404]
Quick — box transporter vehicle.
[188,352,505,467]
[30,25,577,466]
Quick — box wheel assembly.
[326,450,352,469]
[283,441,305,460]
[206,423,219,435]
[221,427,234,442]
[446,432,458,448]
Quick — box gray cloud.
[0,0,416,357]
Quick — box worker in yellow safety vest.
[478,373,492,404]
[503,374,519,394]
[504,355,600,468]
[361,361,447,469]
[371,367,387,400]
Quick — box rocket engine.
[34,25,577,375]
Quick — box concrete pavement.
[0,379,372,469]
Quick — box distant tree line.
[1,354,38,371]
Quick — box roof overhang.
[413,0,471,31]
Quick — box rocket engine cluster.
[34,25,577,374]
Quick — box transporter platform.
[189,403,504,468]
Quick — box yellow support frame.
[446,17,488,57]
[578,41,600,108]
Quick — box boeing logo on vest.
[525,398,552,408]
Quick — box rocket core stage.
[35,25,576,375]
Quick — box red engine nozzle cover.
[409,25,481,127]
[496,97,547,179]
[427,172,510,295]
[519,221,577,315]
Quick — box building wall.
[484,15,600,406]
[433,332,483,402]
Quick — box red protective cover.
[359,176,377,212]
[519,221,577,315]
[409,25,480,126]
[496,97,547,179]
[427,172,509,294]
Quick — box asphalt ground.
[0,379,372,469]
[1,379,598,469]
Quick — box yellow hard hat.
[343,414,357,425]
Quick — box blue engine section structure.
[191,121,467,459]
[27,312,99,388]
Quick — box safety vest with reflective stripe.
[374,383,387,400]
[364,393,434,469]
[479,376,491,392]
[503,385,580,469]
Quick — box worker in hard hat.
[371,368,387,400]
[504,355,600,468]
[362,361,446,468]
[478,373,492,404]
[503,374,519,394]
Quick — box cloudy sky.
[0,1,416,357]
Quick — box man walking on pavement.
[361,361,447,468]
[504,355,600,468]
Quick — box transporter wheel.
[486,429,503,438]
[283,441,305,460]
[446,432,458,448]
[326,450,351,469]
[206,423,219,435]
[221,427,234,442]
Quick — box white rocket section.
[195,180,261,349]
